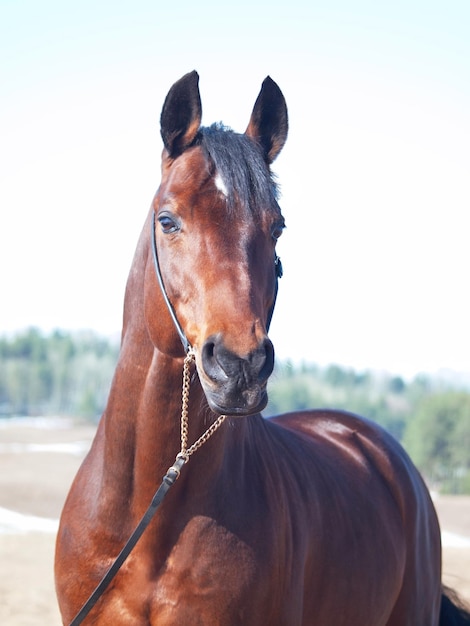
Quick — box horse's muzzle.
[200,334,275,416]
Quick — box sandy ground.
[0,419,469,625]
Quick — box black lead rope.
[68,218,190,625]
[69,455,187,626]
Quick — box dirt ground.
[0,419,469,625]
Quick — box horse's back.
[269,407,436,511]
[267,408,442,625]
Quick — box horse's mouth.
[203,384,269,417]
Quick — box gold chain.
[179,350,227,461]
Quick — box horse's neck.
[102,340,216,514]
[98,221,229,514]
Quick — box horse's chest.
[99,515,270,625]
[151,516,260,624]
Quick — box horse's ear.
[160,71,202,158]
[245,76,288,164]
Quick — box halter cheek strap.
[151,212,282,352]
[151,212,192,353]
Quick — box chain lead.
[177,350,227,465]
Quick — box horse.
[55,71,470,625]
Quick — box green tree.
[0,328,119,417]
[403,391,470,492]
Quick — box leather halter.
[68,214,282,625]
[151,211,282,352]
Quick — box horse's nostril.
[258,338,275,382]
[205,341,215,359]
[201,337,225,383]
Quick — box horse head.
[145,71,288,416]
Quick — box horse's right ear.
[160,71,202,158]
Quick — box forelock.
[198,123,280,216]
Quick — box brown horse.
[55,71,470,625]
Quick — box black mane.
[198,123,280,216]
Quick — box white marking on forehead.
[214,172,228,198]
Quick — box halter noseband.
[151,212,282,352]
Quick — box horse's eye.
[158,214,179,234]
[271,222,285,241]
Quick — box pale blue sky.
[1,1,469,377]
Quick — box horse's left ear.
[160,70,202,158]
[245,76,288,164]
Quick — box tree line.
[0,328,119,419]
[1,328,469,493]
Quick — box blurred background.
[1,1,469,623]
